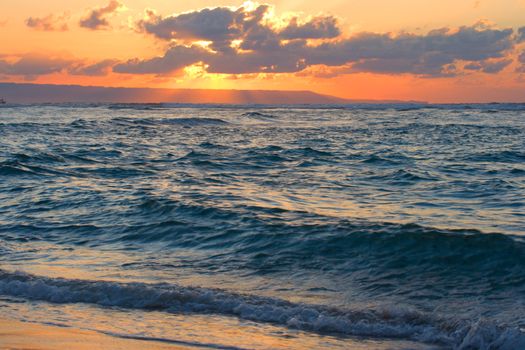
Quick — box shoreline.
[0,316,442,350]
[0,318,190,350]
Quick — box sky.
[1,0,525,102]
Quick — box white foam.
[0,269,523,349]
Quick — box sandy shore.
[0,316,443,350]
[0,318,190,350]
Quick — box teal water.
[0,104,524,349]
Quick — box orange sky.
[1,0,525,102]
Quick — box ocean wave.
[365,169,439,183]
[11,152,67,164]
[0,162,37,176]
[241,111,279,121]
[2,104,525,349]
[465,150,525,163]
[361,154,408,165]
[282,147,334,158]
[108,103,166,110]
[0,160,70,177]
[0,270,523,349]
[109,116,229,127]
[155,117,229,126]
[5,194,523,298]
[4,102,525,111]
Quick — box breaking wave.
[1,270,524,349]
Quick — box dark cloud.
[80,0,123,30]
[126,4,309,74]
[464,58,513,73]
[114,45,210,74]
[26,14,69,31]
[340,26,514,76]
[0,55,118,79]
[0,55,73,80]
[134,5,515,76]
[517,51,525,73]
[138,6,248,42]
[119,15,516,77]
[517,27,525,43]
[3,3,523,82]
[316,27,514,64]
[279,16,340,39]
[68,59,118,76]
[138,4,340,46]
[132,4,341,73]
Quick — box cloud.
[0,54,74,80]
[13,2,520,80]
[464,58,513,73]
[517,51,525,73]
[295,64,352,78]
[138,4,340,44]
[26,14,69,31]
[0,55,118,79]
[279,16,340,39]
[114,45,210,74]
[138,5,269,43]
[119,2,517,78]
[517,27,525,43]
[68,59,118,76]
[80,0,124,30]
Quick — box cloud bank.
[0,55,73,80]
[5,2,525,80]
[0,55,118,79]
[116,3,520,78]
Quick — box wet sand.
[0,316,442,350]
[0,318,189,350]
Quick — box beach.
[0,316,444,350]
[0,318,188,350]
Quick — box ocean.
[0,103,524,349]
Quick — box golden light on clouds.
[0,0,524,102]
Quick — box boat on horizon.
[0,98,5,104]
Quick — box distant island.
[0,82,424,105]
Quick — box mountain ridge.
[0,82,425,105]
